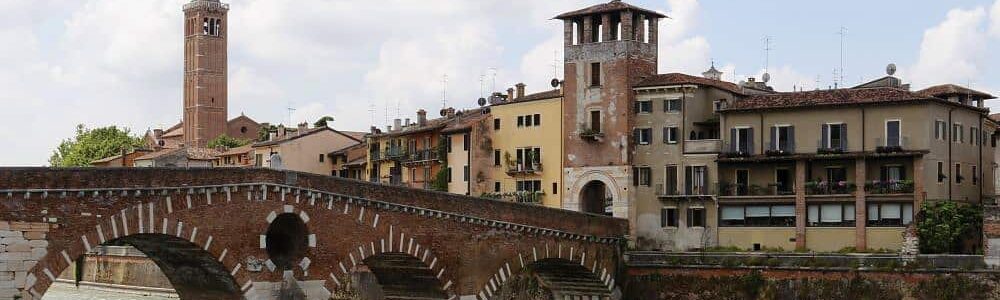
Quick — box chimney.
[370,126,379,134]
[277,125,286,138]
[153,129,164,139]
[507,88,515,101]
[404,118,410,128]
[515,83,526,99]
[417,109,428,126]
[445,107,456,118]
[297,122,309,135]
[393,118,402,131]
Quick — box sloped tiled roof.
[442,108,490,134]
[634,73,744,94]
[216,144,253,157]
[492,89,562,107]
[722,87,986,112]
[254,127,362,147]
[555,0,667,19]
[135,147,220,161]
[917,84,996,99]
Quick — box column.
[648,17,659,45]
[563,20,574,46]
[855,158,867,250]
[795,159,807,250]
[620,11,633,41]
[600,14,612,42]
[913,156,925,210]
[582,16,594,44]
[635,14,646,43]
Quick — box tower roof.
[555,0,667,20]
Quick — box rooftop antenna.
[762,36,774,74]
[550,50,560,80]
[383,100,389,126]
[479,74,485,98]
[441,74,449,109]
[489,67,498,93]
[286,101,296,126]
[837,26,848,85]
[367,102,376,127]
[815,75,821,91]
[832,68,840,89]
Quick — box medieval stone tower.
[557,0,664,218]
[183,0,229,147]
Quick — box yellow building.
[485,88,564,208]
[253,124,365,175]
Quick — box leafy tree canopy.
[917,201,982,254]
[314,116,335,128]
[207,134,251,149]
[49,124,143,167]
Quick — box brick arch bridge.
[0,168,627,300]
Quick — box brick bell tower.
[183,0,229,147]
[556,0,664,218]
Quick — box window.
[664,165,678,195]
[636,100,652,113]
[517,116,524,127]
[661,207,678,227]
[446,137,452,153]
[255,154,263,167]
[935,120,947,140]
[494,182,501,192]
[590,62,601,86]
[713,100,725,111]
[524,115,533,127]
[971,127,979,145]
[663,127,678,144]
[953,123,963,143]
[867,203,914,227]
[494,118,501,130]
[633,166,651,186]
[494,150,501,166]
[552,182,558,195]
[534,114,541,126]
[446,167,452,183]
[719,205,795,227]
[827,167,847,183]
[686,166,708,195]
[463,134,469,151]
[687,207,706,227]
[732,127,752,153]
[771,125,793,151]
[936,161,945,183]
[956,164,963,184]
[635,128,652,145]
[590,111,602,132]
[516,180,542,192]
[664,98,681,112]
[824,123,846,150]
[885,120,900,147]
[319,154,325,162]
[463,165,470,182]
[807,203,855,227]
[973,165,978,185]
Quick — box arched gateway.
[0,168,626,300]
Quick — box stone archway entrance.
[580,181,613,216]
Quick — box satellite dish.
[440,109,447,117]
[477,97,487,107]
[550,78,561,88]
[886,63,897,76]
[762,72,771,83]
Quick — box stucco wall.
[490,97,564,208]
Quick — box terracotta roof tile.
[555,0,667,19]
[492,89,562,107]
[216,145,253,157]
[724,87,952,111]
[917,84,996,99]
[634,73,744,94]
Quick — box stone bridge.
[0,168,627,300]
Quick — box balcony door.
[735,169,750,196]
[775,169,792,195]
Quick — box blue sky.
[0,0,998,166]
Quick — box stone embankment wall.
[986,205,999,267]
[56,246,173,289]
[0,222,50,299]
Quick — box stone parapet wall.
[986,205,999,267]
[0,222,50,299]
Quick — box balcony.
[579,128,604,142]
[403,149,440,165]
[718,182,794,197]
[874,137,910,153]
[481,191,545,205]
[655,184,715,199]
[506,162,543,176]
[805,181,856,195]
[684,139,722,153]
[864,180,914,195]
[381,148,407,161]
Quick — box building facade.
[329,142,368,180]
[714,78,995,252]
[630,72,743,250]
[486,88,565,207]
[367,110,449,188]
[556,1,665,219]
[253,124,364,175]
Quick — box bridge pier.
[0,221,49,300]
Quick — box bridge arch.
[474,243,619,300]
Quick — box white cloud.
[658,0,712,74]
[990,0,1000,37]
[907,6,988,87]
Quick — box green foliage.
[313,116,335,128]
[206,134,250,149]
[430,169,449,192]
[257,124,278,141]
[49,124,143,167]
[917,201,983,254]
[913,275,994,300]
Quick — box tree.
[917,201,983,254]
[207,134,250,149]
[314,116,335,128]
[49,124,144,167]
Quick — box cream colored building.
[485,88,564,207]
[253,124,364,175]
[716,77,995,252]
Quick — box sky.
[1,0,999,166]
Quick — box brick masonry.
[0,168,627,299]
[0,222,50,300]
[986,205,999,267]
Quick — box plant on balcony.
[864,180,914,194]
[721,151,750,158]
[817,147,845,155]
[875,145,903,153]
[579,126,604,141]
[765,149,791,157]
